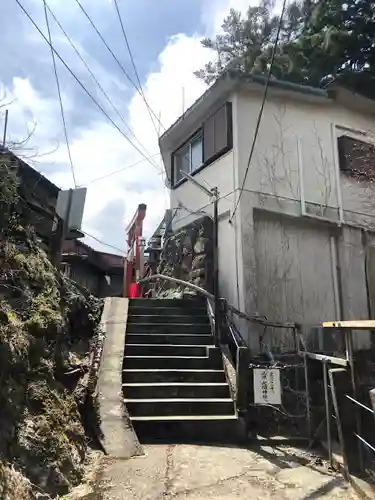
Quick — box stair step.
[122,369,227,383]
[129,298,204,308]
[126,323,211,334]
[128,307,207,316]
[123,356,222,370]
[125,334,214,345]
[127,315,210,325]
[122,382,230,399]
[125,344,210,357]
[130,414,238,421]
[124,398,235,417]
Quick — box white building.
[159,72,375,352]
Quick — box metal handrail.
[227,320,247,349]
[346,394,374,414]
[139,274,298,332]
[137,273,214,299]
[228,303,297,330]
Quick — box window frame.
[170,102,233,188]
[336,125,375,181]
[203,101,233,166]
[172,130,203,187]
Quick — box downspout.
[299,132,344,321]
[231,93,241,310]
[362,229,372,320]
[330,235,342,320]
[297,136,306,216]
[330,123,344,224]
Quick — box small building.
[62,239,123,297]
[159,72,375,352]
[0,146,60,254]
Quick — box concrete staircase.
[122,298,237,422]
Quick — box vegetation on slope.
[0,161,103,499]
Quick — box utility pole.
[181,172,221,345]
[2,109,9,147]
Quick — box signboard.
[253,368,282,405]
[56,188,87,231]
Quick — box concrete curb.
[97,297,144,459]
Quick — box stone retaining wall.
[155,216,213,297]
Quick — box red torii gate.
[124,203,146,298]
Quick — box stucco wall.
[165,86,375,352]
[236,90,374,350]
[170,94,245,311]
[236,88,375,220]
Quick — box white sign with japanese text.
[253,368,282,405]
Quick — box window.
[173,133,203,184]
[203,102,232,163]
[338,135,375,180]
[172,102,233,187]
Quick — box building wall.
[236,88,375,217]
[69,261,102,296]
[166,86,375,352]
[106,273,123,297]
[235,89,375,351]
[171,94,245,311]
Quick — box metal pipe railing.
[139,273,298,330]
[228,303,297,330]
[137,273,214,299]
[346,395,374,414]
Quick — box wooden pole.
[2,109,9,146]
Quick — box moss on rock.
[0,162,103,499]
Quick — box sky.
[0,0,251,255]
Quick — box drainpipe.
[362,229,372,320]
[297,136,307,216]
[212,187,220,345]
[330,123,344,224]
[330,235,342,320]
[180,172,221,346]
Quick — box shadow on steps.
[133,418,247,446]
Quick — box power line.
[81,229,126,254]
[172,188,237,226]
[45,2,160,172]
[75,0,165,134]
[42,0,77,188]
[16,0,161,173]
[79,152,161,187]
[112,0,159,136]
[111,0,170,186]
[229,0,288,223]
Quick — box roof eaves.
[159,71,237,143]
[248,74,328,99]
[159,71,328,143]
[0,146,60,194]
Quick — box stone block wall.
[154,216,213,297]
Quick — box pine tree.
[195,0,375,91]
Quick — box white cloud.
[123,33,212,238]
[202,0,253,35]
[1,0,255,255]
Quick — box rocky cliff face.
[0,162,103,499]
[155,216,213,297]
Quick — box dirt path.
[88,443,357,500]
